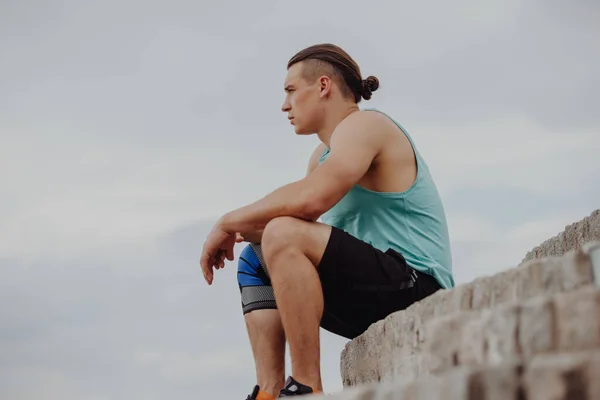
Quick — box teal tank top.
[318,109,454,289]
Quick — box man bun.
[361,76,380,100]
[288,44,380,103]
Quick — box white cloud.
[416,116,600,196]
[446,213,502,242]
[0,128,314,260]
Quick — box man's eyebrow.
[284,85,294,92]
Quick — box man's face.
[281,62,322,135]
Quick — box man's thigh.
[317,227,441,340]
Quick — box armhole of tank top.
[318,146,330,164]
[362,108,422,182]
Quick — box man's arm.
[235,143,327,243]
[306,142,327,177]
[219,112,384,234]
[302,142,328,222]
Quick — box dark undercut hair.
[287,43,379,103]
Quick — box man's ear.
[319,76,332,98]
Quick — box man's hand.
[200,220,237,285]
[235,229,264,244]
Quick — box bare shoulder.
[333,109,414,170]
[330,109,396,148]
[306,142,327,175]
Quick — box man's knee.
[262,217,332,268]
[261,216,304,260]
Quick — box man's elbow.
[299,204,325,222]
[295,191,332,221]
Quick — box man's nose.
[281,100,291,112]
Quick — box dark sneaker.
[246,385,260,400]
[278,376,314,397]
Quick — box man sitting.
[200,43,454,399]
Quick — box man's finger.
[220,252,227,268]
[215,250,224,268]
[199,251,214,284]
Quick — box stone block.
[484,305,521,366]
[404,363,521,400]
[588,242,600,287]
[558,248,595,291]
[377,312,420,383]
[523,351,600,400]
[340,321,385,387]
[588,350,600,400]
[408,290,437,323]
[458,305,521,368]
[422,312,477,373]
[341,309,425,386]
[431,285,473,317]
[467,363,522,400]
[518,294,556,359]
[423,303,521,374]
[488,268,523,306]
[401,374,445,400]
[470,276,493,310]
[519,248,594,300]
[554,287,600,351]
[436,367,472,400]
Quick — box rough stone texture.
[429,287,600,373]
[522,209,600,263]
[463,305,521,367]
[317,364,519,400]
[554,286,600,351]
[469,275,493,310]
[421,312,477,373]
[335,210,600,398]
[467,364,522,400]
[430,284,473,316]
[320,351,600,399]
[342,286,600,388]
[524,351,600,400]
[518,295,556,359]
[340,322,385,386]
[590,242,600,287]
[341,246,597,386]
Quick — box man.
[200,43,454,399]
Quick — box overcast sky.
[1,0,599,398]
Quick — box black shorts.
[237,226,442,340]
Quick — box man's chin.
[293,126,312,136]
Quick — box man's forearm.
[220,179,320,234]
[238,228,264,244]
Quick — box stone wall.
[522,210,600,263]
[322,350,600,399]
[313,209,600,399]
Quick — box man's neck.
[316,103,360,148]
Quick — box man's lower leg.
[266,247,324,393]
[245,309,286,397]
